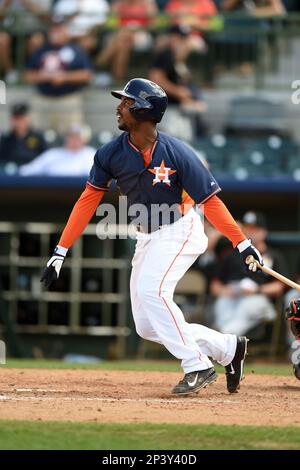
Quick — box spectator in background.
[210,211,287,336]
[52,0,109,56]
[95,0,158,81]
[221,0,285,17]
[24,15,92,133]
[0,102,47,166]
[149,24,208,136]
[213,0,285,77]
[0,0,53,83]
[165,0,218,29]
[19,123,95,176]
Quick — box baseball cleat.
[293,363,300,380]
[171,367,217,395]
[225,336,249,393]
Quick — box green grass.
[3,359,181,372]
[0,421,299,450]
[1,359,293,376]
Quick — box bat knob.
[246,255,255,265]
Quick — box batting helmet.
[111,78,168,123]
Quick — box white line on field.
[0,395,241,404]
[15,388,65,393]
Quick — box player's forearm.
[202,195,246,248]
[58,186,104,249]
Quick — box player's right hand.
[237,239,263,273]
[40,246,67,287]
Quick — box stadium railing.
[1,11,300,89]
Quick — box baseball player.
[41,78,264,395]
[285,299,300,380]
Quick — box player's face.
[116,97,136,131]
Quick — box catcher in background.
[285,299,300,380]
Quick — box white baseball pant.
[130,208,237,373]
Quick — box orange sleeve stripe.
[86,181,109,191]
[200,187,221,204]
[59,185,104,249]
[202,195,246,248]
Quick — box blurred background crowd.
[1,0,300,362]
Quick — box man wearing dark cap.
[210,211,287,337]
[0,102,47,166]
[24,16,92,133]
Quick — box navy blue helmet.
[111,78,168,123]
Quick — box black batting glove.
[237,239,263,272]
[41,245,67,288]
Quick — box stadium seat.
[43,129,64,148]
[224,95,286,134]
[192,134,241,174]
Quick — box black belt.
[135,211,183,234]
[136,221,176,234]
[136,224,156,234]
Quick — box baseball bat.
[246,255,300,292]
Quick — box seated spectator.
[210,211,287,336]
[0,0,52,84]
[215,0,285,76]
[52,0,109,55]
[24,15,92,133]
[165,0,218,30]
[19,123,96,176]
[0,102,47,165]
[221,0,285,17]
[149,24,208,136]
[95,0,158,81]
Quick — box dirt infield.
[0,369,299,426]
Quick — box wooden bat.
[246,255,300,292]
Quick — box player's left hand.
[237,239,263,272]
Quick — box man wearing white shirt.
[19,124,96,176]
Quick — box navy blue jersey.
[27,43,92,97]
[87,132,221,230]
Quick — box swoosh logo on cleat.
[187,374,198,387]
[229,364,235,375]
